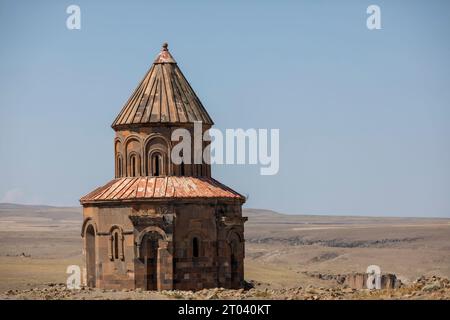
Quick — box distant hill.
[0,203,55,210]
[0,203,82,221]
[1,204,447,222]
[243,208,286,218]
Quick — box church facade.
[80,43,247,291]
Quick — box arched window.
[113,232,119,260]
[192,237,199,258]
[131,156,136,177]
[128,154,140,177]
[180,161,185,176]
[179,149,185,176]
[151,153,163,176]
[116,155,123,178]
[110,228,124,261]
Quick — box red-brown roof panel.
[80,177,245,204]
[135,177,148,198]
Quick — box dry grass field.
[0,203,449,299]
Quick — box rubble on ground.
[2,276,449,300]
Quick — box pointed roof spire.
[153,42,176,64]
[112,43,213,129]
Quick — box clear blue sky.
[0,0,449,217]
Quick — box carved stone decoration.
[129,214,163,226]
[162,213,175,227]
[130,207,157,217]
[220,216,248,227]
[157,205,175,216]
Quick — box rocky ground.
[1,205,449,299]
[2,276,449,300]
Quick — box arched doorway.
[228,231,242,288]
[230,240,239,286]
[85,224,96,287]
[139,232,162,290]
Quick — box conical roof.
[112,43,214,129]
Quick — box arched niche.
[115,139,124,178]
[227,230,244,287]
[82,220,97,288]
[144,135,171,176]
[116,153,124,178]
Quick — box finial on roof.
[154,42,176,64]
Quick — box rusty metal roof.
[112,43,213,129]
[80,176,245,204]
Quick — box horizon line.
[0,202,449,219]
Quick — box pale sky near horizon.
[0,0,449,217]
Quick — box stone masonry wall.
[82,200,246,291]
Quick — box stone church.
[80,43,247,291]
